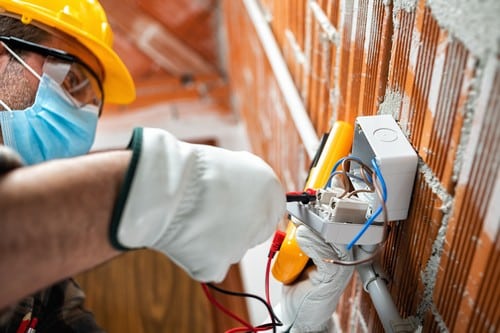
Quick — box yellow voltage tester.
[272,120,354,284]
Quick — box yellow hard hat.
[0,0,136,104]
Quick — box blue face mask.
[0,73,99,165]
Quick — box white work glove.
[280,225,354,333]
[110,127,286,282]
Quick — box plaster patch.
[391,0,417,28]
[348,282,364,332]
[285,29,306,65]
[399,92,411,135]
[419,160,453,210]
[427,39,446,119]
[378,90,403,119]
[483,168,500,240]
[417,212,451,319]
[301,1,313,103]
[430,303,450,332]
[378,90,411,136]
[394,0,418,13]
[364,0,375,58]
[416,160,453,321]
[427,0,500,60]
[455,56,493,184]
[282,168,296,192]
[329,88,340,121]
[351,283,369,332]
[269,80,287,124]
[309,0,339,44]
[331,312,343,333]
[349,0,359,44]
[355,306,369,333]
[409,29,422,71]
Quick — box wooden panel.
[75,247,249,332]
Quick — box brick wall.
[222,0,499,332]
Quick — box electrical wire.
[326,156,388,249]
[265,257,274,325]
[286,189,316,203]
[325,157,346,188]
[201,283,256,331]
[203,283,282,333]
[346,159,387,249]
[201,231,285,333]
[317,156,391,265]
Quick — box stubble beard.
[0,59,37,111]
[0,59,37,143]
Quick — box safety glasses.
[0,36,104,115]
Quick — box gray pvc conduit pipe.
[354,245,415,333]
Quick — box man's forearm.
[0,150,132,309]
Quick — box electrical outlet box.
[350,115,418,221]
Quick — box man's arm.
[0,151,131,309]
[0,127,286,311]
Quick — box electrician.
[0,1,351,332]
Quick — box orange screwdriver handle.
[272,121,354,284]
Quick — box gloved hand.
[280,225,354,333]
[110,127,286,282]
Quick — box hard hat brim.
[82,36,136,105]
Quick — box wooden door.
[76,250,249,333]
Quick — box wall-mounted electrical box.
[286,115,418,247]
[350,115,418,222]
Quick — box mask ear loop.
[0,99,13,114]
[0,41,41,81]
[0,42,13,115]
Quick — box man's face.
[0,31,104,144]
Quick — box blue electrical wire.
[373,159,387,201]
[325,157,346,188]
[346,159,387,249]
[326,155,370,188]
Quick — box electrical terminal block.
[287,197,384,245]
[328,197,369,223]
[314,188,369,223]
[316,187,344,205]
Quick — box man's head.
[0,0,135,163]
[0,0,135,105]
